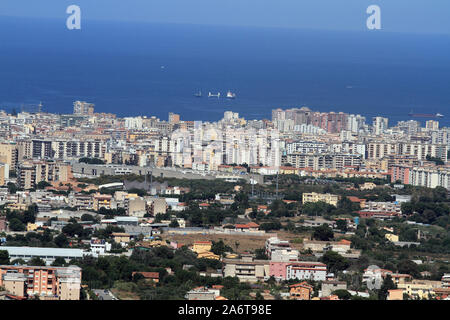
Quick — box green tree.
[37,181,51,189]
[51,257,67,267]
[211,240,233,256]
[169,219,180,228]
[254,248,268,260]
[54,233,69,248]
[7,182,18,194]
[8,218,25,231]
[62,223,84,237]
[132,272,145,283]
[332,289,352,300]
[336,219,348,232]
[302,201,335,217]
[259,221,282,231]
[320,251,350,274]
[79,157,106,165]
[81,214,95,222]
[29,257,46,266]
[313,224,334,241]
[0,250,10,265]
[378,274,396,300]
[397,260,420,278]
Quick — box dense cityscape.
[0,101,449,300]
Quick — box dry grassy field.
[111,288,140,300]
[160,230,311,253]
[160,233,271,253]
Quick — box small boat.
[194,91,202,97]
[226,91,236,99]
[208,92,221,98]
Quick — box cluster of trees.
[36,181,52,189]
[313,224,334,241]
[79,157,106,165]
[320,251,350,274]
[7,182,19,194]
[4,204,38,231]
[4,229,62,247]
[98,207,126,217]
[61,221,92,239]
[211,240,233,256]
[425,155,445,166]
[176,203,237,227]
[301,197,360,219]
[69,246,250,300]
[265,200,298,218]
[259,221,282,231]
[401,187,450,227]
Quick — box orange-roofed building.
[289,281,314,300]
[131,272,160,283]
[338,239,351,246]
[257,205,270,215]
[235,222,260,232]
[387,289,403,300]
[199,203,210,209]
[346,196,366,209]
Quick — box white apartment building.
[410,166,450,190]
[286,262,327,281]
[124,117,144,130]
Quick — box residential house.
[289,281,314,300]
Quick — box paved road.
[92,289,118,300]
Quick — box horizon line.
[1,14,450,38]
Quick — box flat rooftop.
[0,246,84,258]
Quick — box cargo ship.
[408,111,444,118]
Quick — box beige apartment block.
[302,192,339,206]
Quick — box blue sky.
[0,0,450,34]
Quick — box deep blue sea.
[0,16,450,126]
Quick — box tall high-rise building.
[272,107,350,134]
[168,112,180,124]
[17,160,71,189]
[0,142,18,168]
[372,117,389,135]
[426,120,439,131]
[73,101,95,115]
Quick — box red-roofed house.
[131,272,160,283]
[235,222,260,232]
[199,203,210,209]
